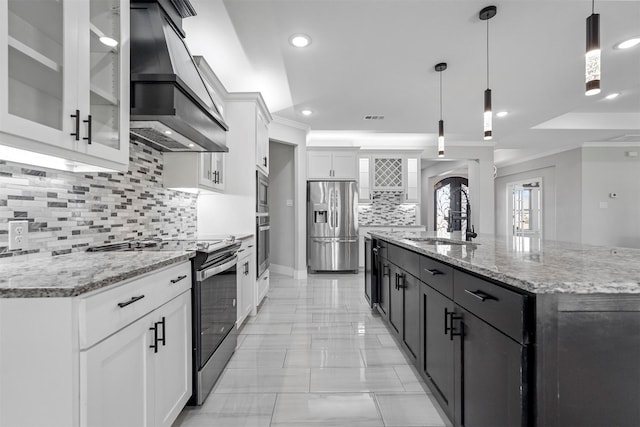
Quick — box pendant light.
[479,6,497,141]
[585,0,601,96]
[435,62,447,158]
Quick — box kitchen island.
[367,230,640,427]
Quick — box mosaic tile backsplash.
[358,190,417,225]
[0,141,197,258]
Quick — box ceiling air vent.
[363,115,385,121]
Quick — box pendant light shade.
[484,89,492,140]
[435,62,447,158]
[585,1,601,96]
[480,6,496,141]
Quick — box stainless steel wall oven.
[256,169,269,278]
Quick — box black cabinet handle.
[149,322,159,353]
[83,115,92,144]
[464,289,496,302]
[70,110,80,140]
[424,268,443,276]
[449,313,464,340]
[170,275,188,284]
[398,273,406,289]
[244,261,249,275]
[383,264,390,277]
[444,307,450,335]
[157,316,166,347]
[117,295,145,308]
[263,156,267,167]
[394,273,398,290]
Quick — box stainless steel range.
[87,237,241,406]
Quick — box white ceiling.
[184,0,640,165]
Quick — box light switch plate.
[286,199,293,207]
[8,220,28,251]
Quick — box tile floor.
[173,273,451,427]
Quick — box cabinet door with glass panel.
[0,0,129,169]
[78,0,129,166]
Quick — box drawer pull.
[170,275,188,284]
[464,289,496,302]
[157,317,166,347]
[424,268,443,275]
[117,295,145,308]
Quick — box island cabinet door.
[378,258,391,318]
[401,272,419,362]
[453,307,526,427]
[420,282,455,420]
[389,264,404,338]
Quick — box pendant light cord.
[486,19,490,88]
[592,0,595,14]
[439,71,443,120]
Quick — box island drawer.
[453,270,528,344]
[419,256,454,298]
[388,243,420,278]
[78,261,191,349]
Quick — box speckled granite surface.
[369,230,640,294]
[0,251,194,298]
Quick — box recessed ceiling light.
[301,109,313,116]
[164,130,172,135]
[605,93,620,100]
[289,34,311,48]
[99,36,118,47]
[188,143,195,147]
[496,111,509,117]
[616,37,640,49]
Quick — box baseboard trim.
[294,269,308,280]
[270,263,294,277]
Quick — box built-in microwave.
[256,169,268,214]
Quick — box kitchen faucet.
[447,187,477,241]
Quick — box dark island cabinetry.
[370,241,533,427]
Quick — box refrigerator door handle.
[337,238,358,243]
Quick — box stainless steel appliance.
[256,170,269,277]
[87,237,241,406]
[307,180,358,272]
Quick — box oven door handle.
[258,225,270,232]
[197,255,238,281]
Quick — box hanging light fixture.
[479,5,497,141]
[585,0,601,96]
[435,62,447,158]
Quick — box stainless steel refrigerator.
[307,180,358,272]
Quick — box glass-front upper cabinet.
[85,0,128,160]
[1,0,129,172]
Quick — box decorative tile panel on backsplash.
[0,141,197,258]
[358,190,417,225]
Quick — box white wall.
[495,148,582,242]
[269,117,309,278]
[269,142,295,273]
[581,147,640,248]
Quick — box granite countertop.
[360,225,426,228]
[0,251,194,298]
[369,230,640,295]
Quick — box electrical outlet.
[8,220,28,251]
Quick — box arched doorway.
[434,177,468,232]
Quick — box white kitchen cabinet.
[82,290,191,427]
[236,237,255,327]
[256,109,270,175]
[163,151,225,193]
[0,0,130,172]
[358,152,421,203]
[307,148,358,180]
[0,261,192,427]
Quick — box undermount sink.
[403,237,476,245]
